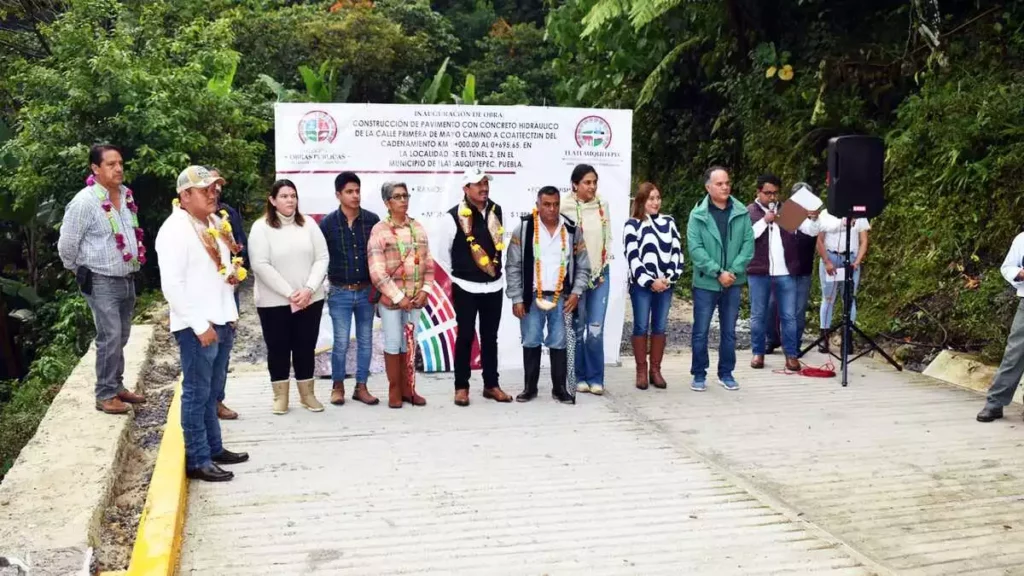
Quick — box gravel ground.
[94,308,180,574]
[619,297,752,355]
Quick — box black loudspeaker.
[826,135,885,219]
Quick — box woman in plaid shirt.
[368,182,434,408]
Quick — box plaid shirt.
[368,218,435,304]
[320,208,379,285]
[57,186,140,277]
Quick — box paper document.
[827,267,846,282]
[790,187,824,211]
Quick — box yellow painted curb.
[124,379,187,576]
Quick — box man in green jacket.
[686,166,755,391]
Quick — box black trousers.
[256,299,324,382]
[452,284,502,390]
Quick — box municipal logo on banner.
[575,116,612,149]
[298,110,339,144]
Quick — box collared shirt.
[1001,232,1024,297]
[320,208,379,285]
[536,219,566,290]
[367,218,435,304]
[818,209,870,255]
[57,186,140,277]
[434,203,505,294]
[155,209,238,334]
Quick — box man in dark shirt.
[319,172,381,406]
[207,167,247,421]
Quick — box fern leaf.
[582,0,628,37]
[636,37,701,108]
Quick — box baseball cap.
[460,167,491,186]
[176,165,225,194]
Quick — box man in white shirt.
[815,208,871,353]
[504,187,590,403]
[977,232,1024,422]
[434,168,514,406]
[155,166,249,482]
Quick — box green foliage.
[481,75,531,105]
[465,22,556,104]
[398,57,479,105]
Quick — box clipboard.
[777,199,809,233]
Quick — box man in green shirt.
[686,166,755,391]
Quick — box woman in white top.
[248,179,330,415]
[623,182,683,390]
[815,209,870,352]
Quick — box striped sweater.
[623,214,684,287]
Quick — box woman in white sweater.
[623,182,683,390]
[248,179,330,414]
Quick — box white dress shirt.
[1001,232,1024,297]
[536,219,566,290]
[433,204,505,294]
[155,208,239,334]
[817,209,870,255]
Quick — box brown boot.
[399,351,426,406]
[384,353,403,408]
[217,402,238,420]
[750,355,765,369]
[632,335,649,389]
[649,334,668,389]
[330,381,345,405]
[95,397,130,414]
[352,383,380,405]
[785,356,801,372]
[117,389,146,404]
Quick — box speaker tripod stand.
[799,216,902,386]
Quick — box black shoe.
[212,449,250,465]
[549,348,575,405]
[518,346,542,403]
[817,329,829,353]
[977,406,1003,422]
[186,463,234,482]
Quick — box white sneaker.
[577,382,591,393]
[589,384,605,395]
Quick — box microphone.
[767,201,777,227]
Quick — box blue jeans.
[327,286,374,383]
[630,284,672,336]
[749,275,798,357]
[575,270,610,385]
[691,285,742,380]
[521,295,567,349]
[175,324,233,470]
[820,252,861,328]
[218,291,242,404]
[768,275,812,348]
[378,304,413,354]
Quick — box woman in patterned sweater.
[623,182,684,389]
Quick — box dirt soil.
[92,307,179,574]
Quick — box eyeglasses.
[390,193,411,201]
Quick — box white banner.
[274,103,632,371]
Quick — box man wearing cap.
[58,144,146,414]
[434,168,513,406]
[155,166,249,482]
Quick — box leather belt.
[332,281,370,290]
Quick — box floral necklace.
[574,192,609,288]
[532,209,567,312]
[457,198,505,277]
[88,176,145,266]
[386,214,420,297]
[171,198,247,283]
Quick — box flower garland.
[88,175,145,266]
[386,215,421,298]
[457,199,504,277]
[574,193,610,288]
[171,198,247,284]
[532,208,567,312]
